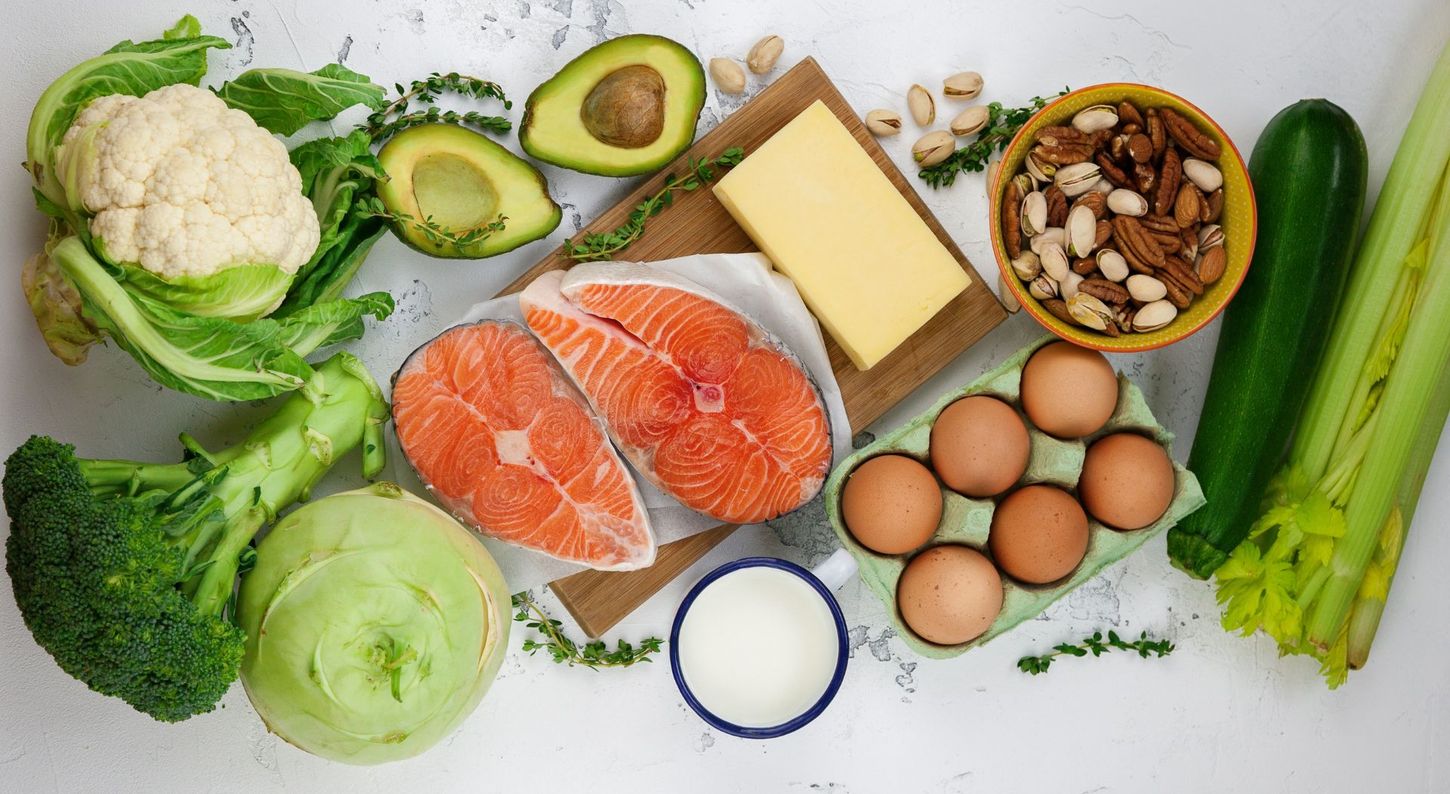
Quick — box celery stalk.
[1292,44,1450,482]
[1305,164,1450,647]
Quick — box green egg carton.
[824,336,1205,659]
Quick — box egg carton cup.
[824,336,1205,659]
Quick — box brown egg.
[840,455,942,554]
[989,485,1089,584]
[1020,341,1119,438]
[930,396,1030,498]
[897,545,1004,645]
[1079,433,1175,530]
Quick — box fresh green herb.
[918,89,1068,189]
[567,146,746,262]
[512,592,662,670]
[1016,629,1175,675]
[364,72,511,143]
[356,195,507,250]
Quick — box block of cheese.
[713,100,971,370]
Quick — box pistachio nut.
[1060,270,1084,301]
[907,84,935,125]
[709,58,746,94]
[865,108,903,137]
[1011,173,1034,198]
[1025,152,1056,184]
[1067,292,1113,330]
[1090,177,1114,194]
[1182,158,1224,192]
[1126,274,1168,302]
[1029,274,1059,300]
[998,273,1021,313]
[1038,240,1070,282]
[1020,191,1048,237]
[1010,251,1042,281]
[1071,104,1119,134]
[1054,161,1102,198]
[912,130,955,166]
[1066,205,1097,257]
[985,159,1002,190]
[1132,299,1178,332]
[1198,223,1225,249]
[943,71,984,99]
[1030,226,1066,255]
[1096,249,1130,282]
[746,35,784,74]
[950,105,991,137]
[1107,188,1149,217]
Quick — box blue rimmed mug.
[669,549,858,739]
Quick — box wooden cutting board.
[497,57,1006,637]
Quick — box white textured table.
[3,1,1449,791]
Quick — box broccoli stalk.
[3,351,388,722]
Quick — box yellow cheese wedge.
[713,100,971,370]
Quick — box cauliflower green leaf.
[215,64,388,136]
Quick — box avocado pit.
[581,65,667,149]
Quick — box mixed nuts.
[1001,99,1229,337]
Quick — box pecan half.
[1072,191,1108,220]
[1095,219,1113,248]
[1134,161,1158,194]
[1003,179,1023,259]
[1151,231,1182,253]
[1139,214,1181,235]
[1112,216,1165,268]
[1079,277,1130,305]
[1146,108,1167,157]
[1042,298,1074,324]
[1044,185,1069,227]
[1072,257,1099,276]
[1154,147,1182,216]
[1159,255,1205,296]
[1162,277,1192,309]
[1033,141,1094,165]
[1161,107,1222,159]
[1036,126,1090,146]
[1118,101,1145,129]
[1096,153,1133,188]
[1174,183,1202,229]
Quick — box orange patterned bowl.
[989,83,1256,352]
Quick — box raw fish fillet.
[392,320,655,570]
[520,263,832,524]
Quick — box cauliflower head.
[57,84,319,279]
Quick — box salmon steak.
[520,263,833,524]
[392,320,655,570]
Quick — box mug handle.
[811,548,859,592]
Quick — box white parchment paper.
[384,252,851,590]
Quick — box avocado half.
[376,124,562,258]
[520,34,706,177]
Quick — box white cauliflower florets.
[60,84,319,279]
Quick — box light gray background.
[3,1,1448,792]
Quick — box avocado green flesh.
[521,34,705,177]
[376,124,561,259]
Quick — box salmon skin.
[392,320,656,570]
[521,262,833,525]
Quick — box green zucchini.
[1167,100,1367,579]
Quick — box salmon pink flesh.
[521,262,833,525]
[391,320,656,570]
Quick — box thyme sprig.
[918,89,1068,189]
[567,146,746,262]
[1017,629,1175,675]
[363,72,512,143]
[512,592,662,670]
[357,195,506,250]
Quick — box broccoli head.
[3,352,388,722]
